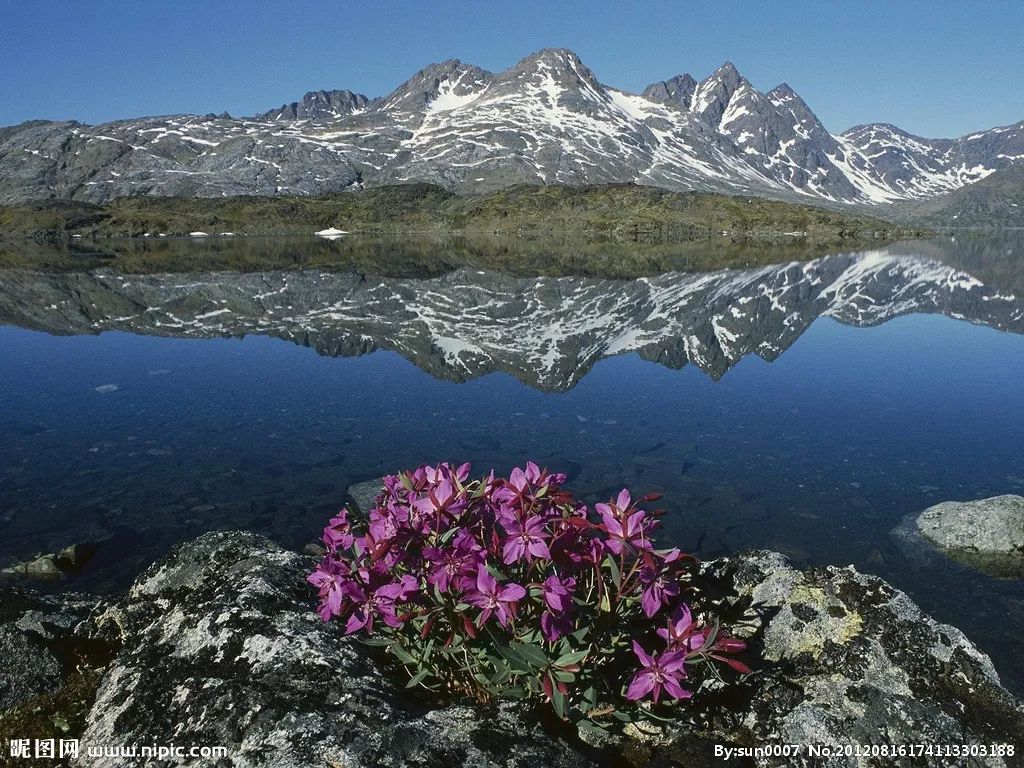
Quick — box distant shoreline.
[0,183,930,246]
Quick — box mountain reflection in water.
[1,239,1021,391]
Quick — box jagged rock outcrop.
[0,586,110,739]
[258,89,371,122]
[684,553,1024,767]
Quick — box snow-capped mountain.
[1,48,1021,207]
[0,249,1019,390]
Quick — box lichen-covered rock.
[641,552,1024,768]
[0,624,63,711]
[80,531,595,768]
[914,495,1024,577]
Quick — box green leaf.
[357,637,392,647]
[604,555,621,589]
[390,645,416,665]
[554,649,589,667]
[493,643,532,673]
[550,682,567,719]
[515,642,550,669]
[406,670,430,688]
[438,526,460,544]
[399,472,414,491]
[569,626,590,644]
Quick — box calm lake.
[1,233,1022,691]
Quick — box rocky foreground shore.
[1,529,1022,768]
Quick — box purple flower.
[502,516,551,564]
[367,504,405,545]
[344,574,419,634]
[638,564,681,618]
[625,641,690,704]
[423,530,481,593]
[412,477,466,521]
[463,568,526,627]
[597,490,653,555]
[322,508,354,553]
[307,556,352,622]
[541,573,576,614]
[541,610,574,642]
[492,461,560,507]
[656,605,706,651]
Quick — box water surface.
[1,233,1022,691]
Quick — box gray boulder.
[916,495,1024,577]
[79,531,596,768]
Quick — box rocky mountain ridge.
[1,49,1021,210]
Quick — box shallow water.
[1,233,1022,692]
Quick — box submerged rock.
[2,554,63,581]
[347,477,385,516]
[914,495,1024,577]
[1,539,106,583]
[81,531,594,768]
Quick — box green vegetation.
[0,183,927,244]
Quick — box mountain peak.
[768,82,797,99]
[498,47,605,99]
[691,61,745,123]
[378,59,491,112]
[518,47,584,67]
[258,89,370,121]
[714,61,741,79]
[642,73,697,109]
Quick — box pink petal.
[662,677,691,700]
[632,640,653,667]
[625,671,655,701]
[500,583,526,601]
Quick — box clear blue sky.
[2,0,1022,138]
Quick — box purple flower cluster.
[309,462,750,720]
